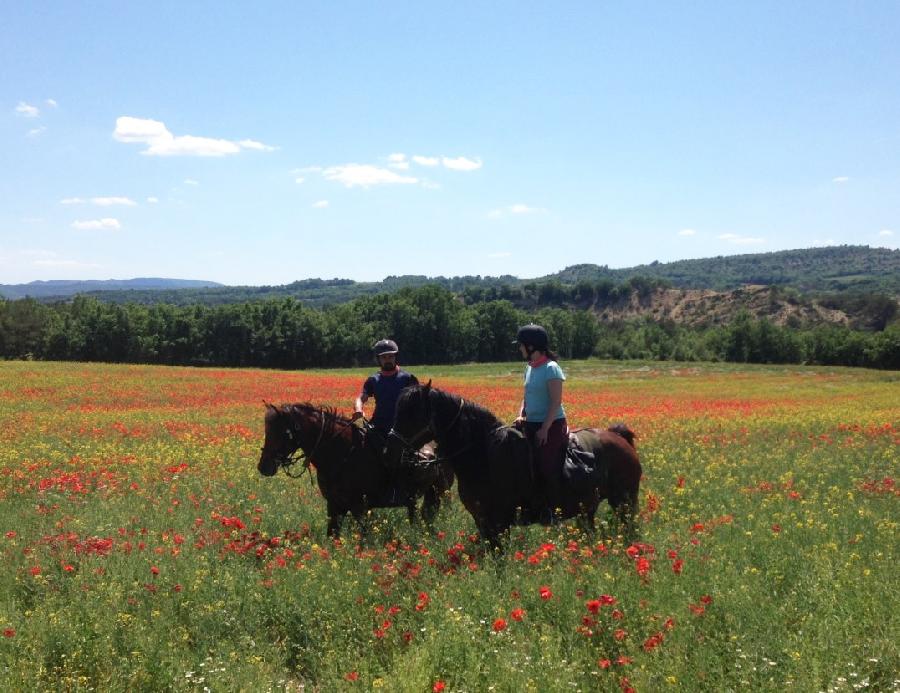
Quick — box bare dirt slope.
[594,285,852,327]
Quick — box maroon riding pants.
[524,418,568,481]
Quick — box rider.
[352,339,419,438]
[513,324,568,518]
[351,340,419,501]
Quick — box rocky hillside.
[594,285,855,327]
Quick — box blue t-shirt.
[523,360,566,423]
[362,369,418,432]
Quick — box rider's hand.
[535,424,550,446]
[513,416,525,429]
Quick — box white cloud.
[2,249,100,270]
[878,229,894,237]
[832,176,849,183]
[147,196,159,204]
[71,218,121,231]
[62,196,138,206]
[718,233,764,245]
[46,98,58,108]
[238,139,277,151]
[678,228,697,236]
[311,200,329,208]
[34,258,101,268]
[412,155,440,167]
[390,161,410,170]
[442,156,482,171]
[15,101,39,118]
[184,179,199,186]
[113,116,274,157]
[387,153,406,163]
[92,196,137,206]
[509,204,544,214]
[27,126,46,137]
[488,204,546,219]
[294,177,306,184]
[322,163,418,188]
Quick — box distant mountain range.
[0,277,223,300]
[2,245,898,304]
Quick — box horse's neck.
[294,413,339,455]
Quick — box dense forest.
[2,285,898,369]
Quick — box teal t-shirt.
[524,360,566,422]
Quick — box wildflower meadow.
[0,360,897,692]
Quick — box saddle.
[561,430,607,486]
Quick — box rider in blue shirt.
[513,324,568,519]
[351,339,419,503]
[352,339,419,435]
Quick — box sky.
[2,2,899,286]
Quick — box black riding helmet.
[373,339,399,356]
[513,324,549,351]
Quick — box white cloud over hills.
[113,117,275,157]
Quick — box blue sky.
[3,2,898,285]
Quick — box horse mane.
[427,387,504,431]
[275,402,351,439]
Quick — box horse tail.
[607,423,636,448]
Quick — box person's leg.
[538,419,568,518]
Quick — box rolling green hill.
[5,245,898,306]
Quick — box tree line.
[1,285,898,369]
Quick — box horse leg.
[420,486,440,528]
[326,510,343,539]
[610,490,639,540]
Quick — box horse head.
[258,403,307,476]
[388,380,435,457]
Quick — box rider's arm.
[354,392,369,416]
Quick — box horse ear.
[423,379,432,391]
[263,400,276,411]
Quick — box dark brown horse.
[258,403,454,538]
[387,383,641,545]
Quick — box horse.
[258,403,454,538]
[387,383,641,545]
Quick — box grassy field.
[0,360,897,691]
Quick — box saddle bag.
[562,433,606,485]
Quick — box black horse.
[388,383,641,545]
[258,403,454,538]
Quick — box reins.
[279,407,329,481]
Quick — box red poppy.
[614,629,627,641]
[586,599,601,614]
[492,618,507,632]
[433,682,446,692]
[510,608,525,622]
[598,658,611,669]
[150,566,160,575]
[344,671,359,681]
[539,586,553,600]
[672,559,684,574]
[2,629,14,638]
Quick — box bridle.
[267,406,329,479]
[388,394,469,465]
